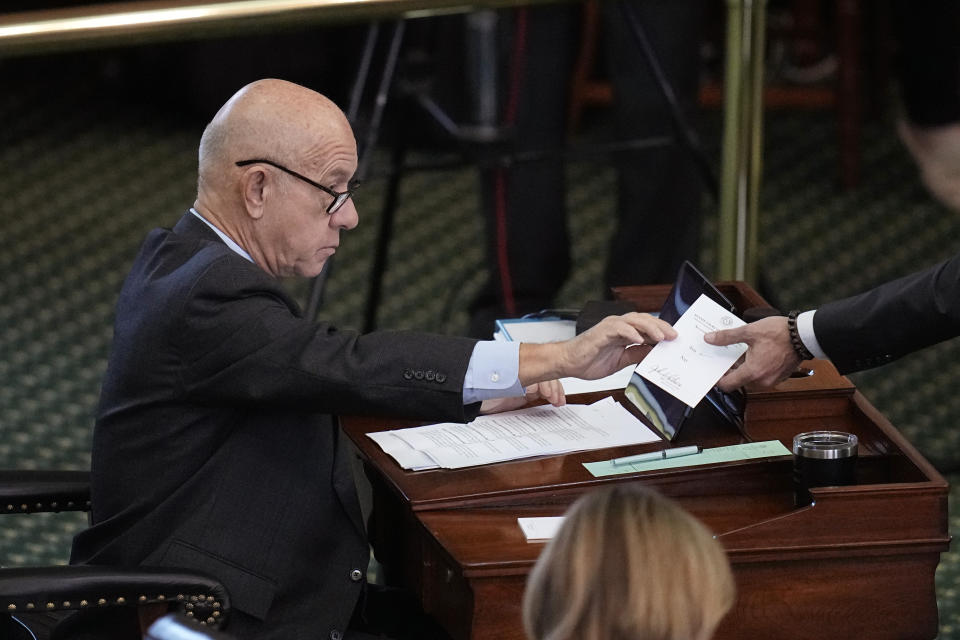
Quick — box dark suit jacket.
[813,252,960,374]
[71,212,480,640]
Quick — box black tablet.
[624,261,746,441]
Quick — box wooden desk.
[341,283,950,640]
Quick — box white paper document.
[495,318,576,343]
[367,397,662,470]
[518,516,565,542]
[634,294,747,408]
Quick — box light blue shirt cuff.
[797,310,828,360]
[463,341,525,404]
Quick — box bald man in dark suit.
[69,79,675,640]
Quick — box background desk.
[342,282,950,640]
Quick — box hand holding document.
[634,294,747,408]
[367,397,661,470]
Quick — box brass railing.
[0,0,548,55]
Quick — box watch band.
[787,310,814,361]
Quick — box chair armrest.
[0,471,90,513]
[0,565,229,627]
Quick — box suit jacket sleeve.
[169,254,479,423]
[813,252,960,374]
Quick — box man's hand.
[704,316,801,391]
[479,380,566,414]
[518,313,677,385]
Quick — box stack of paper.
[367,397,662,470]
[494,318,576,343]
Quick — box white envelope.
[634,294,747,408]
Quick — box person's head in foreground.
[522,483,735,640]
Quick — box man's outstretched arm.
[518,312,677,385]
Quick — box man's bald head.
[197,79,354,199]
[192,79,359,279]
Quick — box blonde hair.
[522,483,735,640]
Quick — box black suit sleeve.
[813,253,960,374]
[172,256,479,422]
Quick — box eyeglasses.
[235,159,358,214]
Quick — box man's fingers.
[548,380,566,406]
[716,366,749,392]
[548,386,566,406]
[526,381,566,407]
[614,313,677,344]
[705,326,747,347]
[619,343,651,367]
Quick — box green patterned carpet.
[2,37,960,637]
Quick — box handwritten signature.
[648,365,682,387]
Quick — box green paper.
[583,440,791,477]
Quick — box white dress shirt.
[796,310,828,359]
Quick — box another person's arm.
[705,253,960,390]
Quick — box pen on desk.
[611,445,703,466]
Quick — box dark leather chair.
[0,471,230,640]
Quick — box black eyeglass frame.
[235,159,358,214]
